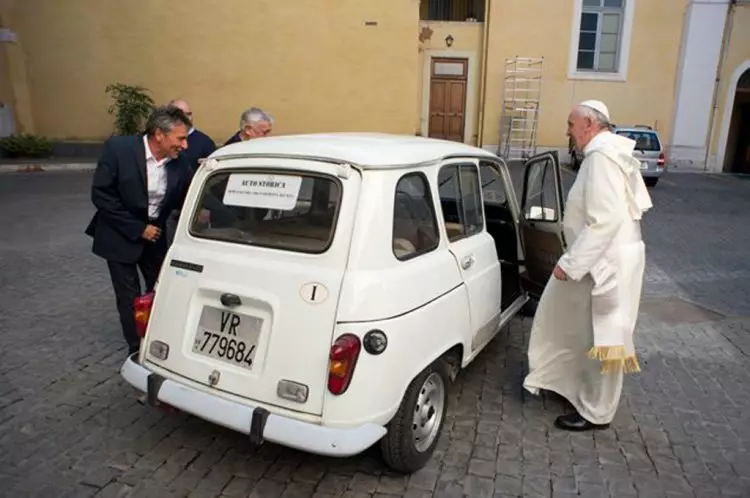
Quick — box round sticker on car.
[300,282,329,304]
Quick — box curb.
[0,163,96,174]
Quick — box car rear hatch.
[144,158,361,416]
[616,129,663,171]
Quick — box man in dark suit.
[224,107,273,145]
[168,98,216,172]
[85,106,193,354]
[165,99,216,245]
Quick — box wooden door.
[428,58,468,143]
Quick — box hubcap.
[411,371,445,453]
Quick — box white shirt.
[143,135,168,219]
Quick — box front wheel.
[380,359,450,473]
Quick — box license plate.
[192,306,263,369]
[641,161,649,170]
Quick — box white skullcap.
[578,100,610,121]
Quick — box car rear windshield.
[189,170,341,253]
[615,129,661,152]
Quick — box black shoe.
[554,412,609,431]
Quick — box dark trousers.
[107,242,166,349]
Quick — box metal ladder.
[497,57,544,162]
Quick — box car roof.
[614,126,660,134]
[209,132,499,169]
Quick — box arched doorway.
[724,69,750,173]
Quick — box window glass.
[190,171,340,253]
[614,130,662,151]
[479,163,507,206]
[392,173,440,260]
[523,158,559,222]
[459,165,484,236]
[438,163,485,242]
[577,1,625,72]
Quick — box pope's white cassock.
[523,130,654,425]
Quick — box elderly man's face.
[170,100,194,126]
[243,120,272,140]
[567,108,597,150]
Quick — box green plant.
[105,83,155,136]
[0,133,53,158]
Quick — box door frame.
[421,50,478,144]
[517,150,567,298]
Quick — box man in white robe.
[523,100,654,431]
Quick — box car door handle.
[461,255,475,270]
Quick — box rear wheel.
[645,177,659,187]
[380,359,449,473]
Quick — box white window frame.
[567,0,636,82]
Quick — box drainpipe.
[476,0,491,149]
[703,0,736,172]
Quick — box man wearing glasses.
[224,107,274,145]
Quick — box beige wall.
[418,21,484,145]
[4,0,421,141]
[711,5,750,168]
[0,0,691,152]
[479,0,688,150]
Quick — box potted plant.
[105,83,155,136]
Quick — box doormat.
[639,296,725,325]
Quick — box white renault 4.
[120,133,566,473]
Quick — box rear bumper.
[641,166,665,178]
[120,354,386,457]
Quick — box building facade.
[0,0,748,173]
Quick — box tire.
[520,297,538,317]
[644,177,659,187]
[380,358,450,473]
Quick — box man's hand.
[553,265,568,281]
[142,224,162,242]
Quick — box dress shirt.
[143,135,168,219]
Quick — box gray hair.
[240,107,273,128]
[145,105,191,136]
[574,104,611,130]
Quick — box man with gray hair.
[85,106,194,355]
[224,107,273,145]
[523,100,653,431]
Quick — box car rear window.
[189,170,341,253]
[615,129,661,151]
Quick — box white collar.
[188,127,195,135]
[143,135,168,166]
[582,131,611,156]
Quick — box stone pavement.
[0,170,749,498]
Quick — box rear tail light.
[327,334,361,395]
[134,291,155,338]
[657,152,665,167]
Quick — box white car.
[120,133,566,473]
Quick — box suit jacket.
[85,135,193,264]
[185,128,217,173]
[224,131,243,146]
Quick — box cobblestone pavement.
[1,170,749,498]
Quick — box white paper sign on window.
[223,173,303,210]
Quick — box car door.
[436,159,502,353]
[518,151,566,299]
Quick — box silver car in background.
[568,125,666,187]
[613,125,666,187]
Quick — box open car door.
[518,151,566,300]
